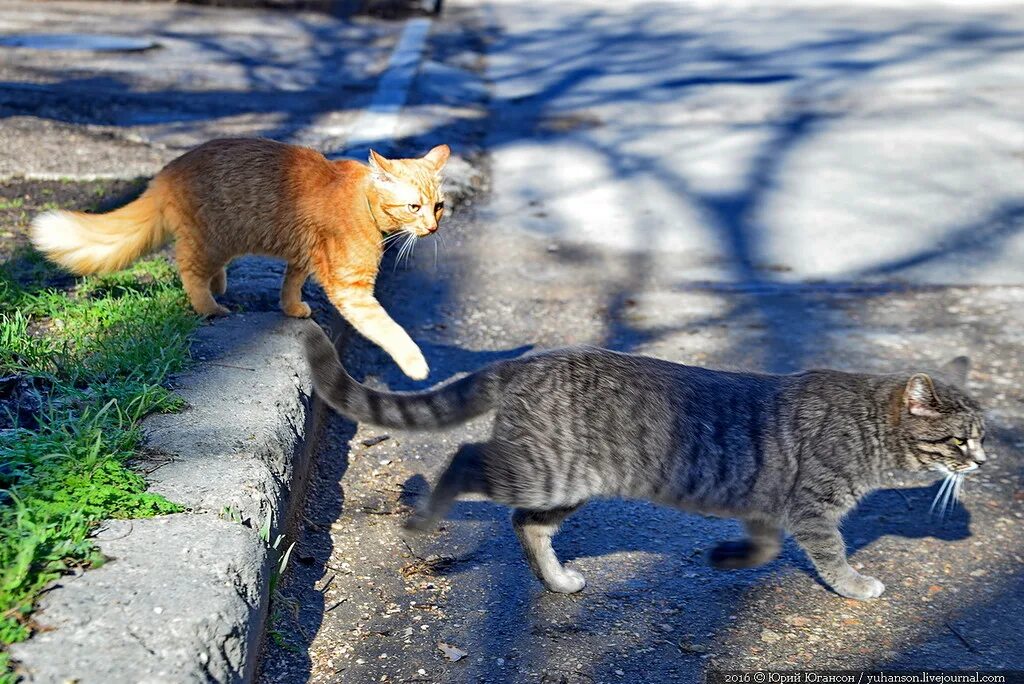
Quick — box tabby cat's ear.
[905,374,942,417]
[423,144,450,171]
[368,149,397,181]
[939,356,970,388]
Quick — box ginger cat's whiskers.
[394,233,418,271]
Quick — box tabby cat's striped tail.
[302,323,509,430]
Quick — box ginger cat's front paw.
[282,301,312,318]
[397,349,429,380]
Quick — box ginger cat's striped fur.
[31,138,450,380]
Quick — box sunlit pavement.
[260,1,1024,682]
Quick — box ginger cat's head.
[368,145,450,237]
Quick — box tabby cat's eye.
[408,204,422,212]
[950,437,964,446]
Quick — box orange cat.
[31,138,450,380]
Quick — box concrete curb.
[5,4,494,677]
[10,312,335,683]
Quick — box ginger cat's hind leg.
[176,242,230,317]
[280,263,311,318]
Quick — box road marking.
[332,17,432,156]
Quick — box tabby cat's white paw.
[545,568,586,594]
[834,573,885,600]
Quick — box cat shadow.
[842,482,973,555]
[399,479,972,581]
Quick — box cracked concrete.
[0,1,433,681]
[9,309,332,683]
[12,515,270,683]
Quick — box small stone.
[361,435,390,447]
[438,642,468,662]
[761,629,782,644]
[153,606,164,614]
[678,641,710,654]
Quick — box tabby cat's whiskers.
[303,327,986,599]
[930,472,965,519]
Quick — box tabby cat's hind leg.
[404,443,489,533]
[176,242,229,317]
[512,506,584,593]
[710,519,782,570]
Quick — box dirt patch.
[0,177,147,285]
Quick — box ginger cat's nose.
[427,224,438,233]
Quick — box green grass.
[0,250,198,680]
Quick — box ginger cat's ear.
[423,144,450,171]
[368,149,397,181]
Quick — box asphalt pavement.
[1,0,1019,681]
[260,1,1024,682]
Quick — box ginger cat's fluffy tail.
[30,185,170,275]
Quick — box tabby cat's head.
[368,145,450,237]
[895,359,987,474]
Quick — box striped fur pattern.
[303,323,987,599]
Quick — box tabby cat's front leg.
[328,285,428,380]
[790,517,885,600]
[512,507,585,594]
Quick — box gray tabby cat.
[303,324,987,600]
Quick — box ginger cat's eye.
[408,204,422,213]
[434,202,444,213]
